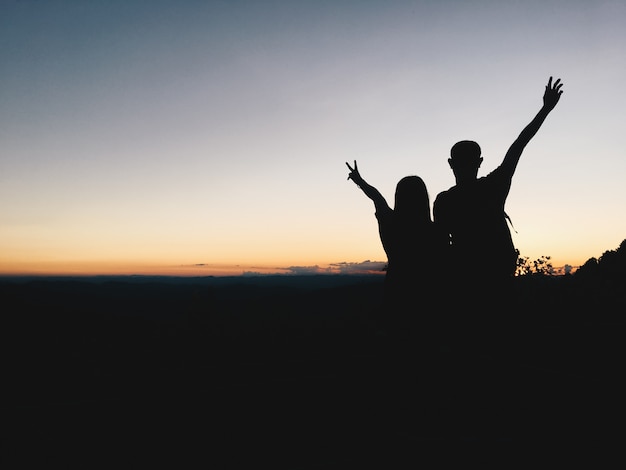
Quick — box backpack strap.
[504,211,517,233]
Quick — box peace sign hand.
[345,160,362,183]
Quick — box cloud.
[182,261,387,276]
[278,261,387,275]
[283,265,335,275]
[329,260,387,275]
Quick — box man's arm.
[500,76,564,177]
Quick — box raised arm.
[346,160,390,213]
[500,76,564,177]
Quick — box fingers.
[545,76,564,100]
[548,76,563,91]
[346,160,357,180]
[555,79,563,93]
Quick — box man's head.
[448,140,483,183]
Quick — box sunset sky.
[1,0,625,276]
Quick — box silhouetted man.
[433,77,563,359]
[434,76,563,290]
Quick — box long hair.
[393,175,431,223]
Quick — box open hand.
[543,76,563,111]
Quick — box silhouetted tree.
[575,238,626,281]
[575,257,599,279]
[515,251,554,276]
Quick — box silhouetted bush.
[575,238,626,281]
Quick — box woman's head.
[394,175,431,222]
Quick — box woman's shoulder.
[375,205,394,219]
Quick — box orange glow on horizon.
[0,260,390,277]
[0,261,282,277]
[0,259,587,278]
[0,248,594,278]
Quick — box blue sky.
[1,0,625,275]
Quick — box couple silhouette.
[347,76,564,361]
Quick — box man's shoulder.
[435,186,455,199]
[484,164,512,182]
[435,184,463,201]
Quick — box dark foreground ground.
[2,274,625,466]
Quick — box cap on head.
[450,140,481,161]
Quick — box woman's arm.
[346,160,389,213]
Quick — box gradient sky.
[1,0,625,276]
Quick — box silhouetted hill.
[0,273,384,320]
[2,260,625,465]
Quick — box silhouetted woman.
[346,160,447,340]
[346,160,450,423]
